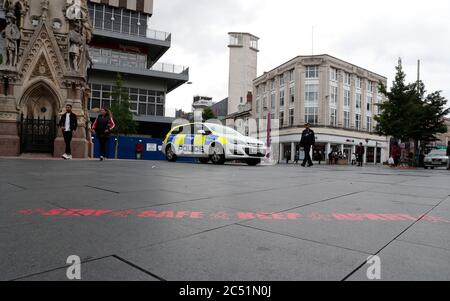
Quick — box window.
[355,93,362,110]
[330,86,338,107]
[89,3,148,37]
[289,109,295,126]
[90,47,147,69]
[279,74,285,86]
[344,89,350,108]
[330,108,337,127]
[279,111,284,128]
[305,84,319,104]
[356,76,362,89]
[271,93,275,109]
[289,69,295,82]
[88,84,165,117]
[256,99,260,114]
[330,67,338,81]
[367,96,372,112]
[229,33,243,46]
[367,116,372,132]
[367,80,373,92]
[289,85,295,103]
[271,80,275,91]
[279,90,285,107]
[305,107,318,125]
[250,37,258,49]
[262,96,267,109]
[344,111,350,128]
[306,66,319,78]
[344,72,351,86]
[356,114,361,130]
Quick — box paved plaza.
[1,158,449,281]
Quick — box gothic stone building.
[0,0,93,158]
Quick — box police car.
[162,123,266,165]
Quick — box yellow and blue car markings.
[164,124,228,155]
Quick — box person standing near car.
[58,104,77,160]
[300,123,315,167]
[356,143,365,167]
[447,142,450,170]
[91,107,115,161]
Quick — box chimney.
[246,91,253,104]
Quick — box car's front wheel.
[246,159,261,166]
[165,145,177,162]
[209,144,225,165]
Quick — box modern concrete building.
[87,0,189,138]
[211,97,228,121]
[253,54,389,164]
[227,32,258,116]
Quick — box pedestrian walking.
[58,104,77,160]
[391,142,401,167]
[91,107,115,161]
[356,143,365,167]
[300,123,315,167]
[294,150,300,164]
[446,142,450,170]
[285,149,290,164]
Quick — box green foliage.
[109,73,138,135]
[202,107,216,121]
[375,59,449,144]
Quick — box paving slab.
[347,240,450,281]
[118,224,368,281]
[15,256,160,281]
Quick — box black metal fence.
[20,114,56,153]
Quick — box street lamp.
[263,106,271,160]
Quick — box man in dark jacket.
[356,142,365,167]
[300,123,315,167]
[58,104,78,160]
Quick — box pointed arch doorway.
[19,81,61,154]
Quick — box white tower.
[227,32,259,115]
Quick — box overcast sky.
[148,0,450,116]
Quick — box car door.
[193,124,208,157]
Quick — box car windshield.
[427,150,446,157]
[205,123,244,137]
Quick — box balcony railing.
[93,25,171,42]
[90,47,187,75]
[149,63,188,74]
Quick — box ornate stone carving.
[68,22,83,72]
[66,0,83,20]
[1,13,21,68]
[30,54,53,80]
[41,0,49,20]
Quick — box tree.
[109,73,138,136]
[375,59,449,164]
[202,107,216,121]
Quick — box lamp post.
[263,106,271,160]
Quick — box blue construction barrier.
[92,135,196,162]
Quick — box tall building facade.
[87,0,189,138]
[227,32,258,116]
[253,54,389,164]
